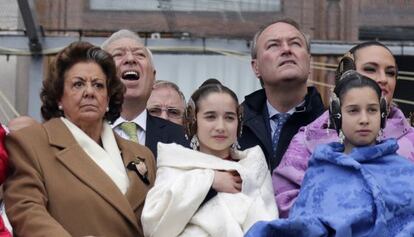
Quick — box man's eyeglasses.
[147,107,184,119]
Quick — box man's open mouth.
[122,71,140,80]
[279,60,296,66]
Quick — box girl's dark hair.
[335,41,398,82]
[184,79,243,139]
[334,70,382,102]
[330,70,387,133]
[41,41,125,123]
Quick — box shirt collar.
[112,110,147,132]
[266,100,305,119]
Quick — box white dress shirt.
[112,110,147,145]
[266,100,305,136]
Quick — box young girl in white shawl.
[141,79,278,237]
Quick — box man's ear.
[251,59,261,78]
[150,70,156,87]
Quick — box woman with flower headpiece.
[141,79,277,237]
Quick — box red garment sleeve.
[0,125,8,184]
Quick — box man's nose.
[280,42,292,54]
[160,110,168,120]
[124,51,137,64]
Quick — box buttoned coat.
[4,118,156,237]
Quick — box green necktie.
[120,122,139,143]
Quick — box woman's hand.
[212,170,242,193]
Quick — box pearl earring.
[58,105,63,110]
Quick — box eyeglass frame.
[147,106,184,119]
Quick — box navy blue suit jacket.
[145,114,189,158]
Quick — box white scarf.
[61,117,130,194]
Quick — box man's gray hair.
[250,18,311,59]
[153,80,186,107]
[101,29,154,66]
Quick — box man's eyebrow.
[112,47,143,51]
[289,36,304,41]
[265,36,304,43]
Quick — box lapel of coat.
[242,90,274,158]
[115,134,154,211]
[145,114,166,157]
[244,107,273,158]
[44,118,140,231]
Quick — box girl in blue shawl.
[246,70,414,237]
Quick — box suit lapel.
[116,135,153,211]
[261,106,274,157]
[245,111,273,158]
[44,118,140,230]
[145,114,166,156]
[243,89,274,158]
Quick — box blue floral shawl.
[246,138,414,237]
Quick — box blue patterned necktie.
[271,113,291,154]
